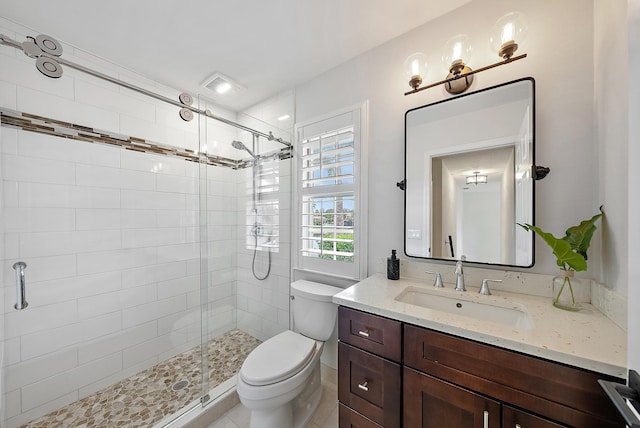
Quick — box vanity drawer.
[404,325,623,427]
[338,342,401,428]
[338,306,402,363]
[339,403,382,428]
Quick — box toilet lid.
[240,331,316,386]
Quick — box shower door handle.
[12,261,28,310]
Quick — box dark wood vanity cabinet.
[338,306,624,428]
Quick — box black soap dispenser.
[387,249,400,280]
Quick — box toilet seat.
[240,331,316,386]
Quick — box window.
[294,103,368,279]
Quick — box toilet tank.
[291,280,344,341]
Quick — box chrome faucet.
[425,270,444,288]
[479,279,502,295]
[454,257,466,292]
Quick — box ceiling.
[0,0,470,112]
[439,146,514,185]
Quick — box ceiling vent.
[202,72,245,95]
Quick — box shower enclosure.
[0,24,293,428]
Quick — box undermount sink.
[395,286,534,330]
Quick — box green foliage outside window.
[320,233,354,262]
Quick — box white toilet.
[236,280,343,428]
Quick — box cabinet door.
[338,342,401,428]
[404,367,500,428]
[502,405,567,428]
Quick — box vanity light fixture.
[404,11,528,96]
[466,172,488,185]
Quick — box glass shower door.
[0,113,205,428]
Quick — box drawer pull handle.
[357,330,370,337]
[515,425,521,428]
[483,411,489,428]
[358,381,369,391]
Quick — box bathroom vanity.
[333,274,627,428]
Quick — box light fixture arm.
[404,53,527,96]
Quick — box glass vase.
[552,269,583,311]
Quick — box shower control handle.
[12,261,28,310]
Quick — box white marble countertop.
[333,273,627,379]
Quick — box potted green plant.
[518,207,603,311]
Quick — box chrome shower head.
[231,140,256,159]
[231,140,246,150]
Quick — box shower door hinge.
[201,394,211,404]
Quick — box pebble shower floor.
[20,330,261,428]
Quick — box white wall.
[595,0,629,293]
[294,0,635,372]
[295,0,602,282]
[627,0,640,372]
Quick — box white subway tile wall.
[0,129,205,426]
[0,17,293,428]
[235,160,291,342]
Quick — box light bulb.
[403,52,427,90]
[502,22,514,44]
[490,11,528,59]
[452,42,462,62]
[442,34,472,76]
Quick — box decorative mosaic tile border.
[0,109,291,169]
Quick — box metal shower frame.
[0,33,292,146]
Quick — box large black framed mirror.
[404,78,535,267]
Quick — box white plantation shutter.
[294,104,368,279]
[301,127,355,189]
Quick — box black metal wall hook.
[533,165,550,180]
[397,179,406,190]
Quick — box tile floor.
[21,330,261,428]
[207,365,339,428]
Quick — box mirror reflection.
[404,78,534,267]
